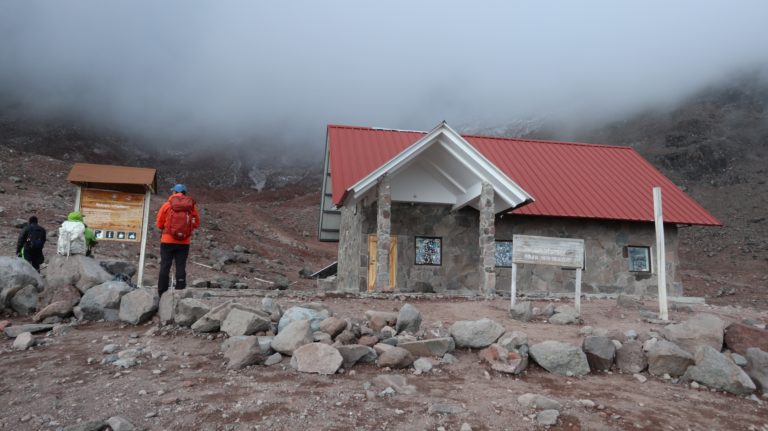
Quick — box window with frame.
[495,240,513,267]
[626,246,651,272]
[415,236,442,265]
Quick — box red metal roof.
[327,124,721,226]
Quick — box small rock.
[633,373,647,383]
[536,409,559,426]
[12,332,34,350]
[413,357,433,373]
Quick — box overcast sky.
[1,1,767,148]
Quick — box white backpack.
[57,221,87,256]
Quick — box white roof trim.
[348,121,534,211]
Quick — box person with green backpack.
[16,216,47,271]
[57,211,97,257]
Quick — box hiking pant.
[158,243,189,296]
[23,248,44,272]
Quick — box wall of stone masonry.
[336,200,682,296]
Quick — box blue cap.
[171,184,187,193]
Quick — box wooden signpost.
[67,163,157,288]
[510,234,585,314]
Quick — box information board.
[512,235,584,268]
[79,189,145,242]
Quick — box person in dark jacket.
[16,216,47,271]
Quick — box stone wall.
[336,200,682,296]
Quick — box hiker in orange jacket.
[156,184,200,296]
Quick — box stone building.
[318,122,720,297]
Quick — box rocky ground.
[2,295,768,431]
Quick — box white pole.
[510,263,517,307]
[653,187,669,321]
[136,190,151,289]
[575,268,582,316]
[74,186,82,211]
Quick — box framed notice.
[415,236,442,265]
[495,241,514,267]
[79,189,145,242]
[627,246,651,272]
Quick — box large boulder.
[118,289,159,325]
[290,343,343,374]
[377,347,414,369]
[660,314,725,355]
[449,318,505,349]
[395,303,422,334]
[174,298,210,327]
[399,338,456,357]
[79,281,132,321]
[724,323,768,356]
[336,344,377,369]
[271,319,313,355]
[647,340,694,377]
[221,308,271,336]
[615,340,647,374]
[10,284,39,315]
[509,301,533,322]
[745,348,768,394]
[529,340,590,376]
[157,290,192,324]
[683,346,755,395]
[222,336,273,370]
[479,343,527,374]
[45,254,112,293]
[99,260,137,278]
[582,336,616,372]
[33,300,77,322]
[260,297,283,322]
[191,300,235,333]
[364,310,399,333]
[318,316,347,338]
[36,285,81,310]
[0,256,44,294]
[278,306,330,332]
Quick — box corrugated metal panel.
[327,125,721,227]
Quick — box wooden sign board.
[79,189,145,242]
[512,235,584,268]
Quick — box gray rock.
[413,357,433,373]
[478,343,527,374]
[12,332,35,350]
[4,323,54,338]
[106,415,135,431]
[541,303,556,317]
[313,331,333,344]
[45,254,112,293]
[10,284,38,315]
[509,301,533,322]
[221,308,271,336]
[615,340,648,374]
[0,257,45,300]
[336,344,377,369]
[550,312,578,325]
[290,343,343,374]
[79,281,132,321]
[449,318,505,348]
[264,352,283,366]
[536,410,559,426]
[660,314,725,355]
[271,319,313,355]
[99,260,137,278]
[745,348,768,394]
[223,335,272,369]
[278,306,330,332]
[625,329,638,340]
[428,403,464,415]
[174,298,210,327]
[530,340,590,376]
[648,340,694,377]
[441,353,459,365]
[731,352,747,367]
[372,374,417,394]
[683,346,756,395]
[517,393,562,410]
[318,316,348,338]
[118,289,159,325]
[398,337,456,357]
[377,347,414,368]
[395,303,422,334]
[498,331,528,351]
[582,336,616,372]
[364,310,399,333]
[33,298,78,322]
[261,297,283,322]
[158,291,175,325]
[191,300,235,332]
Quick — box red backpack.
[164,195,196,240]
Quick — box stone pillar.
[479,182,496,296]
[376,175,392,291]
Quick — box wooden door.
[367,235,397,292]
